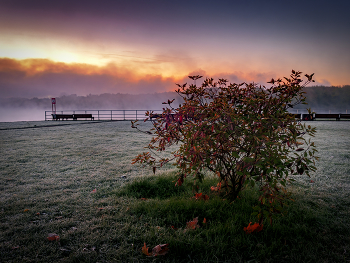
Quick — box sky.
[1,0,350,99]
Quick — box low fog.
[0,86,349,122]
[0,92,185,122]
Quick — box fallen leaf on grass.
[192,193,209,201]
[140,198,148,201]
[142,243,151,256]
[47,233,60,241]
[91,188,97,193]
[203,218,207,224]
[152,244,169,256]
[243,222,263,234]
[142,243,169,257]
[23,209,29,212]
[186,217,199,230]
[310,180,315,183]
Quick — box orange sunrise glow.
[0,0,349,99]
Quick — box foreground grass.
[1,172,349,262]
[0,121,349,262]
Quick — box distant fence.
[45,110,163,121]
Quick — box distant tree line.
[0,86,349,113]
[292,85,350,113]
[0,92,184,110]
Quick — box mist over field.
[0,85,349,122]
[0,92,184,122]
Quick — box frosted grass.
[0,121,175,206]
[0,120,348,205]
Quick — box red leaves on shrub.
[210,182,221,192]
[142,243,169,257]
[175,175,184,186]
[243,222,263,234]
[133,71,318,224]
[47,233,60,241]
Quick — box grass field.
[0,120,349,262]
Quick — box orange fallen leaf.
[186,217,199,230]
[47,233,60,241]
[142,242,151,256]
[170,225,177,230]
[140,198,148,201]
[203,218,207,224]
[97,207,104,211]
[243,222,263,234]
[142,243,169,257]
[91,188,97,193]
[310,180,315,183]
[24,209,29,212]
[36,212,40,215]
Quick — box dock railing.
[45,110,350,121]
[45,110,163,121]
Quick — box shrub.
[132,70,318,223]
